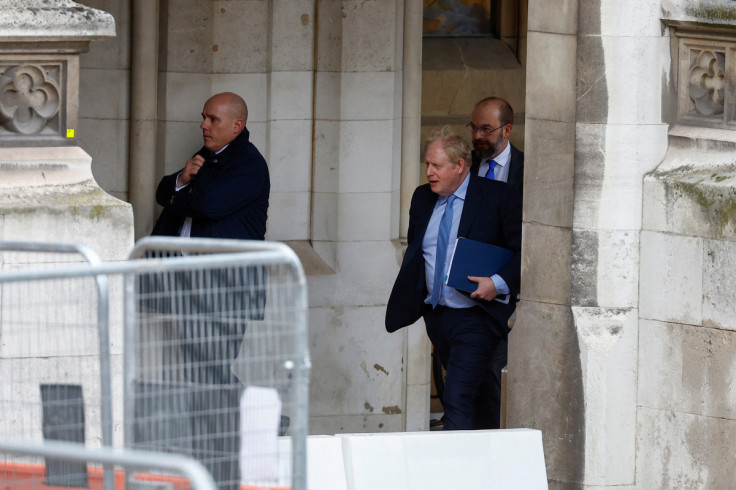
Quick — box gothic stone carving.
[689,49,725,116]
[677,31,736,129]
[0,64,61,135]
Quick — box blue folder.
[445,237,513,295]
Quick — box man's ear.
[457,158,467,172]
[233,118,245,133]
[503,123,512,141]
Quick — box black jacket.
[152,128,270,240]
[385,174,522,338]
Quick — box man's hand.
[468,276,498,302]
[177,155,205,187]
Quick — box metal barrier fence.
[0,439,216,489]
[0,238,310,490]
[0,242,116,488]
[125,237,310,490]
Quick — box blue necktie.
[431,194,456,308]
[484,159,497,179]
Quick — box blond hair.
[424,126,471,165]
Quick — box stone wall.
[512,1,736,489]
[76,0,419,435]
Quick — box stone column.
[0,1,133,259]
[128,0,159,240]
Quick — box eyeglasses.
[465,122,507,137]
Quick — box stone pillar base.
[0,146,133,261]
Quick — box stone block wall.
[78,0,131,203]
[74,0,417,435]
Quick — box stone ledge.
[644,163,736,240]
[0,1,115,41]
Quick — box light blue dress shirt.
[422,174,510,308]
[477,143,511,182]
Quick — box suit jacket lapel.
[458,175,483,237]
[415,188,437,241]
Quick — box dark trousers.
[488,337,507,429]
[424,305,503,430]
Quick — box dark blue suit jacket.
[152,128,269,239]
[385,174,522,338]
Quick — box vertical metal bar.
[94,272,115,490]
[288,253,310,490]
[123,270,137,486]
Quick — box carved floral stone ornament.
[689,50,726,116]
[0,65,60,135]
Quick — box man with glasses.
[464,96,524,430]
[385,128,522,430]
[467,97,524,197]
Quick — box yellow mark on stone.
[66,129,75,138]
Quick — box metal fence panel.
[0,242,117,488]
[0,238,310,490]
[125,238,310,490]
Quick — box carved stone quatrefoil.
[0,65,61,135]
[689,50,725,117]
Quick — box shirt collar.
[483,142,511,167]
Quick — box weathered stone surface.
[341,71,397,121]
[507,300,584,485]
[308,306,404,425]
[0,0,115,40]
[571,229,599,307]
[78,0,129,69]
[213,0,270,74]
[521,222,572,306]
[640,230,703,325]
[573,306,637,485]
[315,0,343,72]
[576,33,609,125]
[267,191,310,240]
[639,319,736,420]
[573,123,607,230]
[338,120,395,193]
[341,0,397,73]
[307,240,400,308]
[637,407,736,489]
[573,229,640,308]
[574,123,668,231]
[161,0,214,73]
[526,31,577,123]
[268,119,312,193]
[602,36,666,125]
[524,118,575,228]
[82,118,129,199]
[595,0,661,37]
[270,0,314,72]
[703,239,736,330]
[527,0,578,35]
[644,162,736,240]
[661,0,736,27]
